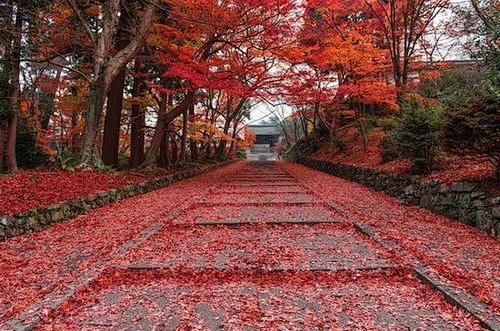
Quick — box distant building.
[247,125,281,146]
[246,125,282,161]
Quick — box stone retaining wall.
[0,161,233,241]
[299,157,499,237]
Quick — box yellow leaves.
[58,95,87,116]
[82,5,100,17]
[237,128,256,148]
[186,121,234,143]
[123,96,155,112]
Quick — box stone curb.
[0,161,234,242]
[298,157,499,237]
[353,221,499,330]
[414,267,500,330]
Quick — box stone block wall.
[300,158,499,237]
[0,161,233,241]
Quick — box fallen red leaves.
[0,161,497,329]
[0,163,244,325]
[309,128,496,189]
[282,162,500,314]
[41,268,482,330]
[0,166,204,216]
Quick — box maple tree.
[361,0,450,92]
[136,0,297,168]
[0,0,494,177]
[279,0,397,145]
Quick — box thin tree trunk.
[216,122,231,160]
[140,91,194,168]
[130,62,144,168]
[6,8,22,172]
[171,135,178,164]
[189,104,198,161]
[159,92,169,167]
[159,128,170,168]
[6,114,17,172]
[179,108,188,162]
[0,120,5,171]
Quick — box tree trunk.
[6,113,17,172]
[216,127,230,160]
[130,64,145,168]
[171,135,178,164]
[189,104,198,161]
[79,77,106,168]
[101,5,133,167]
[159,130,169,168]
[0,120,5,172]
[6,8,22,172]
[179,108,188,162]
[140,91,194,169]
[159,93,169,168]
[102,69,126,167]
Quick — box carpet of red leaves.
[0,161,497,329]
[0,165,206,216]
[309,128,496,188]
[0,162,244,325]
[282,162,500,313]
[41,268,481,330]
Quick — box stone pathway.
[1,161,498,330]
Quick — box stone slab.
[200,193,317,205]
[41,269,483,330]
[215,185,306,194]
[177,205,342,225]
[121,224,392,271]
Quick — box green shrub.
[117,154,131,170]
[442,85,500,179]
[236,148,247,159]
[391,98,442,174]
[379,135,399,163]
[55,151,78,171]
[332,136,347,151]
[16,120,49,169]
[377,117,397,133]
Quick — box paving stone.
[42,270,483,330]
[200,193,318,205]
[220,181,301,187]
[216,185,306,194]
[121,224,392,271]
[176,205,342,225]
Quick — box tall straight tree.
[101,2,135,167]
[6,5,21,172]
[67,0,157,168]
[130,60,146,168]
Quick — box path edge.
[296,157,499,238]
[0,160,235,242]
